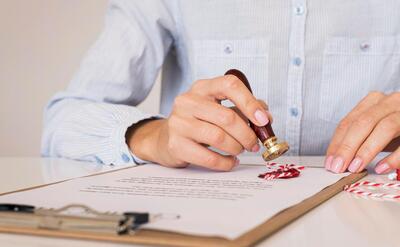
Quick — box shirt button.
[360,42,370,51]
[293,57,302,66]
[290,107,299,117]
[294,5,304,15]
[224,44,233,54]
[121,153,130,163]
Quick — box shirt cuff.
[110,114,164,166]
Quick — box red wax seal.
[258,163,304,180]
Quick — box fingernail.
[235,158,240,166]
[331,156,344,173]
[251,143,260,152]
[324,155,333,170]
[375,162,391,174]
[348,157,363,173]
[254,110,269,126]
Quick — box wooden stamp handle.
[224,69,275,143]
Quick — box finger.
[168,135,238,171]
[230,99,272,124]
[172,116,244,156]
[325,92,385,171]
[348,112,400,173]
[191,75,270,127]
[257,99,273,123]
[162,160,189,169]
[258,99,268,110]
[174,94,259,152]
[231,106,247,123]
[375,145,400,174]
[326,92,385,157]
[329,93,398,173]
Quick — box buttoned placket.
[286,0,307,155]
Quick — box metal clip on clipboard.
[0,203,180,235]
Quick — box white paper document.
[0,159,347,239]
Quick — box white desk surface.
[0,156,398,247]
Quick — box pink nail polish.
[348,157,363,173]
[331,156,344,173]
[251,143,260,152]
[254,110,269,126]
[375,162,391,174]
[324,155,333,170]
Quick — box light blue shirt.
[42,0,400,165]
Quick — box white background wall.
[0,0,161,156]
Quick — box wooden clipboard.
[0,168,366,247]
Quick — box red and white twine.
[344,169,400,201]
[259,163,400,201]
[258,163,305,180]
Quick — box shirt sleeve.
[41,0,175,165]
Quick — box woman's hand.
[127,75,270,171]
[325,91,400,174]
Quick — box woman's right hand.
[127,74,271,171]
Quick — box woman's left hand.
[325,91,400,174]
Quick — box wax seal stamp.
[225,69,289,161]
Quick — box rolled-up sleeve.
[41,0,175,165]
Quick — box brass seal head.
[262,136,289,161]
